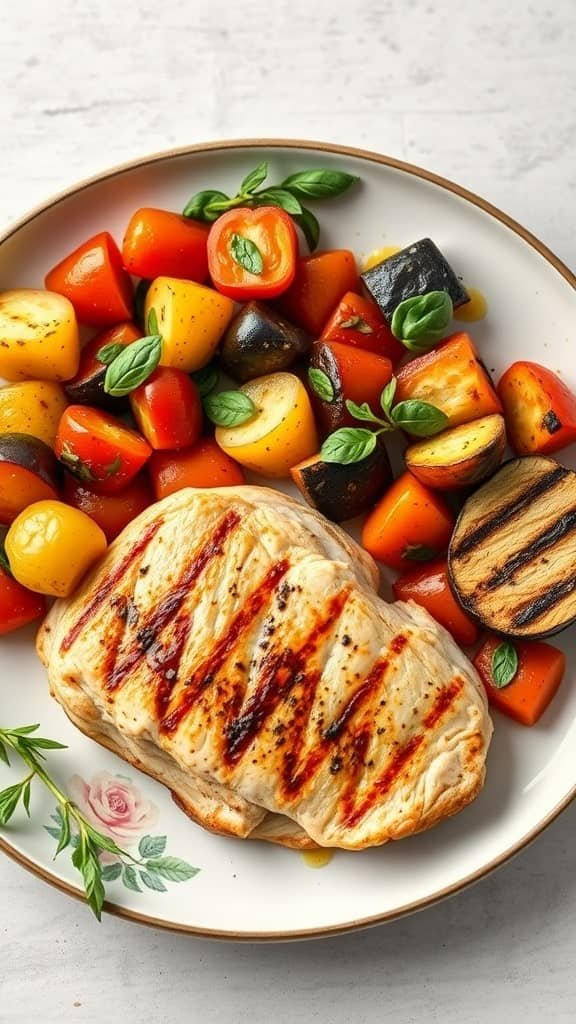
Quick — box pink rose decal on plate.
[44,771,199,902]
[68,772,159,844]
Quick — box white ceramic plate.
[1,141,575,940]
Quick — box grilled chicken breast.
[37,486,491,850]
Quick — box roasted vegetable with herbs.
[65,321,142,408]
[0,434,60,525]
[144,276,234,372]
[122,207,209,282]
[129,367,203,451]
[448,455,576,638]
[360,237,469,322]
[395,332,502,428]
[392,558,479,647]
[291,439,393,523]
[207,206,298,301]
[308,340,394,434]
[45,232,134,327]
[391,290,453,352]
[404,413,506,490]
[0,557,47,635]
[63,473,153,542]
[0,289,80,382]
[320,291,405,363]
[362,471,455,572]
[149,438,245,499]
[215,372,318,478]
[497,361,576,455]
[55,406,152,493]
[277,249,359,336]
[221,301,310,382]
[473,636,565,726]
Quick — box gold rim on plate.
[0,138,574,941]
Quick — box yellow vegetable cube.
[145,276,235,373]
[216,372,318,478]
[0,381,68,446]
[0,289,80,382]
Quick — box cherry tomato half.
[55,405,151,494]
[207,206,297,301]
[45,231,134,327]
[129,368,203,450]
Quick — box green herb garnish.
[308,368,335,403]
[491,642,519,688]
[203,390,256,428]
[103,334,162,397]
[391,290,453,352]
[229,233,264,276]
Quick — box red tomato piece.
[277,250,359,336]
[149,438,245,500]
[361,472,455,572]
[497,360,576,455]
[55,405,152,494]
[129,368,203,451]
[207,206,297,301]
[474,636,566,726]
[320,291,405,364]
[45,231,134,327]
[0,565,46,635]
[122,208,210,282]
[392,558,479,647]
[63,473,153,541]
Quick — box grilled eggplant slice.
[291,441,392,522]
[405,414,506,490]
[449,455,576,638]
[220,302,311,382]
[360,238,469,322]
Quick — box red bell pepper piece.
[474,635,565,726]
[129,368,203,451]
[55,405,151,494]
[45,231,134,327]
[207,206,297,300]
[320,291,405,364]
[392,558,479,647]
[497,360,576,455]
[278,250,359,336]
[122,207,209,283]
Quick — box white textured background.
[1,0,575,1021]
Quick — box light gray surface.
[1,0,575,1020]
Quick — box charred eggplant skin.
[361,238,469,323]
[220,301,311,382]
[291,441,392,522]
[0,433,60,489]
[448,455,576,639]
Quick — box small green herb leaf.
[147,308,159,336]
[254,188,303,215]
[321,427,377,465]
[192,361,219,398]
[345,400,386,426]
[308,368,335,403]
[240,161,268,194]
[391,290,453,351]
[281,169,359,199]
[380,378,397,415]
[492,642,519,689]
[104,334,162,397]
[203,390,256,428]
[0,781,26,824]
[339,315,373,334]
[59,443,97,483]
[293,207,320,252]
[0,742,9,766]
[229,233,264,275]
[390,400,449,438]
[138,834,167,859]
[96,342,125,366]
[403,544,438,562]
[182,189,230,222]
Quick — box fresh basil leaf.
[308,368,335,403]
[203,390,256,427]
[134,279,150,329]
[492,642,519,688]
[254,188,303,215]
[293,207,320,252]
[192,361,219,398]
[380,378,397,415]
[339,315,373,334]
[390,400,448,438]
[229,233,264,276]
[391,290,453,351]
[403,543,438,562]
[96,342,125,366]
[321,427,377,465]
[345,400,386,426]
[281,169,359,199]
[104,335,162,397]
[182,189,230,222]
[240,161,268,194]
[147,307,159,336]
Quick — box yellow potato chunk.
[216,372,318,478]
[0,289,80,382]
[0,381,68,446]
[145,276,235,373]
